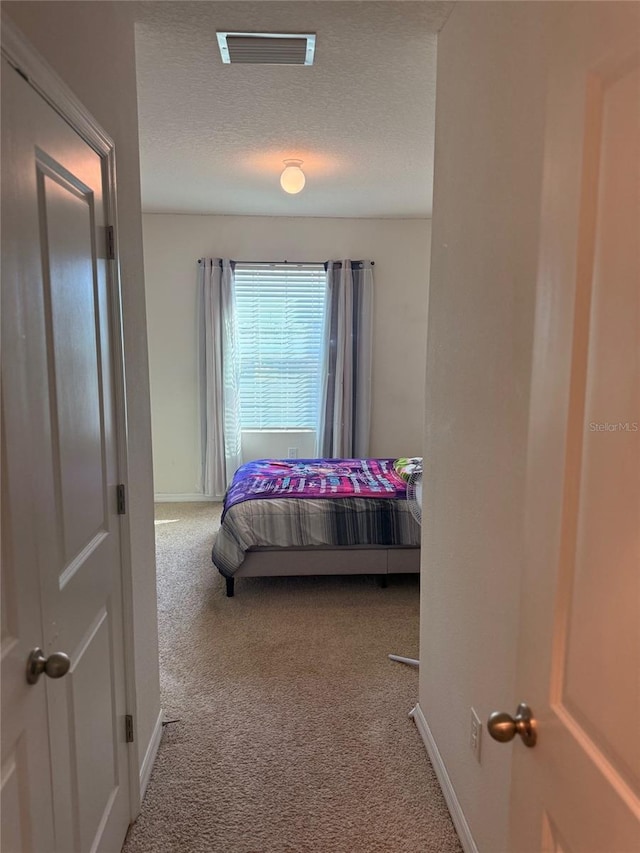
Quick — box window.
[234,263,327,430]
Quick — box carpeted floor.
[123,502,461,853]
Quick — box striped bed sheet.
[212,460,420,578]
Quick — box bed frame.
[223,545,420,597]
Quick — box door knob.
[487,702,537,747]
[26,647,71,684]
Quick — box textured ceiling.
[133,2,452,217]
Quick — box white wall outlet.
[470,707,482,763]
[288,447,298,458]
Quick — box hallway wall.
[419,3,551,850]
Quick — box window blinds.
[234,263,328,430]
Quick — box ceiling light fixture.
[280,159,306,194]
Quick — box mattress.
[212,458,420,577]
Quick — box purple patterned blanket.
[224,458,406,513]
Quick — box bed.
[212,457,421,596]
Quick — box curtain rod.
[197,259,374,266]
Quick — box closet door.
[1,55,132,853]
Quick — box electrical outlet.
[470,707,482,763]
[288,447,298,458]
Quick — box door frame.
[1,12,142,820]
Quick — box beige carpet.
[123,502,461,853]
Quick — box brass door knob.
[26,647,71,684]
[487,702,537,747]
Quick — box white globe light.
[280,160,306,194]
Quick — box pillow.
[393,457,423,482]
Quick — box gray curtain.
[199,258,242,498]
[317,260,373,458]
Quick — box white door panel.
[40,166,106,569]
[508,5,640,851]
[1,56,131,853]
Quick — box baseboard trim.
[410,703,479,853]
[139,708,164,800]
[154,493,221,502]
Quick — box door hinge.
[116,484,126,515]
[106,225,115,260]
[125,714,134,743]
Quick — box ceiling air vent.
[216,32,316,66]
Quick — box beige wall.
[143,214,431,497]
[420,3,551,850]
[4,2,161,772]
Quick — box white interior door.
[505,5,640,851]
[1,57,131,852]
